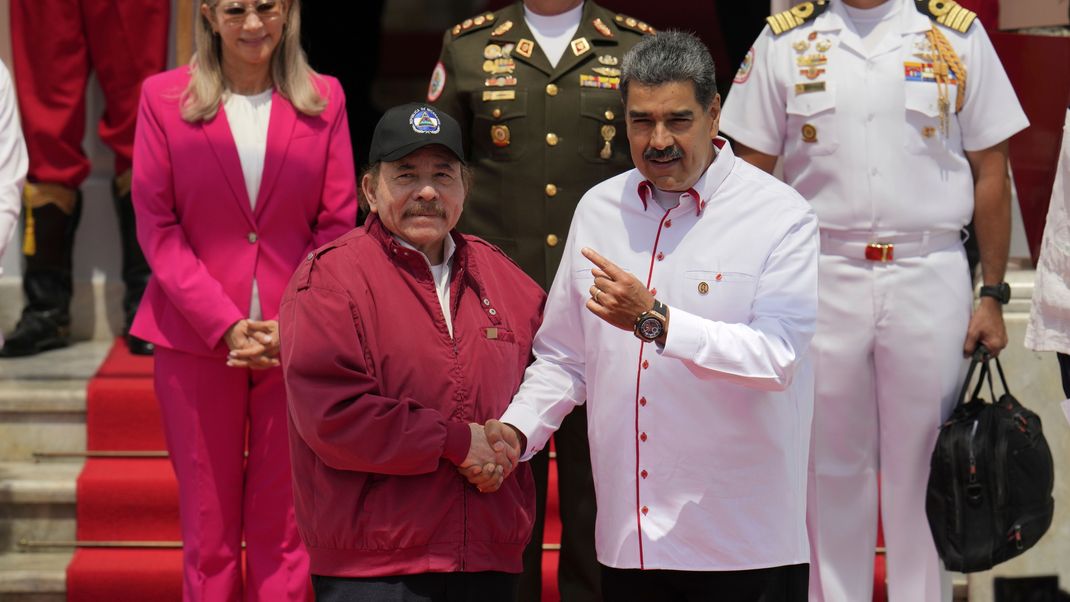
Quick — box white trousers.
[807,246,972,602]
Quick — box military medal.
[580,74,620,89]
[799,67,825,80]
[571,37,591,57]
[698,282,709,295]
[801,123,818,143]
[484,76,517,87]
[816,39,832,52]
[592,66,621,77]
[491,124,510,147]
[599,124,616,160]
[501,43,515,57]
[482,58,515,75]
[797,54,828,67]
[491,20,514,37]
[593,18,613,37]
[598,54,619,66]
[793,39,810,53]
[483,44,503,60]
[516,38,535,58]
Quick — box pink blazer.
[131,68,357,357]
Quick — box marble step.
[0,551,69,602]
[0,462,80,554]
[0,340,111,463]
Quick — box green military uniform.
[430,1,653,289]
[429,4,652,601]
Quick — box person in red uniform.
[280,103,543,601]
[3,0,170,357]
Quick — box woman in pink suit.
[130,1,357,599]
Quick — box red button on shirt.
[641,470,648,479]
[665,219,673,228]
[639,397,647,406]
[642,360,649,369]
[656,251,665,261]
[642,506,649,515]
[640,432,647,442]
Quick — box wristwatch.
[634,299,669,342]
[979,282,1011,305]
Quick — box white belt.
[820,230,963,262]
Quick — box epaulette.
[914,0,977,33]
[450,12,497,37]
[766,1,829,36]
[613,13,656,35]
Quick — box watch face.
[639,316,663,340]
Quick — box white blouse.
[224,88,273,320]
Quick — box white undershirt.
[843,0,902,53]
[651,187,682,212]
[224,88,273,320]
[524,2,584,68]
[396,235,458,337]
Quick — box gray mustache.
[644,146,684,162]
[404,203,447,218]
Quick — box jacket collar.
[492,1,619,81]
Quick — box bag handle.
[957,345,998,406]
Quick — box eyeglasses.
[216,1,284,26]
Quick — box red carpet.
[63,340,885,601]
[67,338,182,601]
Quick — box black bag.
[925,347,1055,573]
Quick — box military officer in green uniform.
[428,2,653,600]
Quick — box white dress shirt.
[224,88,272,319]
[0,60,27,281]
[396,234,458,336]
[721,0,1028,235]
[524,2,584,68]
[502,139,819,571]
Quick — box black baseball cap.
[367,103,466,165]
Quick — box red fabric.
[956,0,999,30]
[130,68,358,356]
[991,34,1070,265]
[75,458,180,541]
[281,215,546,577]
[10,0,168,185]
[68,550,184,602]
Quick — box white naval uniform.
[0,60,28,349]
[502,139,819,571]
[720,1,1028,600]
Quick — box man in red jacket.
[280,103,545,602]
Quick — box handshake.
[458,419,525,493]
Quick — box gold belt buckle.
[865,243,894,262]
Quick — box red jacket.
[280,215,545,577]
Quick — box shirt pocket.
[785,89,839,157]
[903,82,961,157]
[678,269,757,323]
[470,90,529,162]
[577,89,626,164]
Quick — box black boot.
[113,174,154,356]
[0,189,81,357]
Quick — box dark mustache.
[644,146,683,162]
[404,203,447,218]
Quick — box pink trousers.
[154,347,309,601]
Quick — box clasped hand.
[457,420,522,493]
[224,319,280,369]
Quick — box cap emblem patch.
[410,107,441,135]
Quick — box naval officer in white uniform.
[721,0,1028,600]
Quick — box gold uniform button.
[546,83,559,96]
[545,183,558,197]
[604,110,615,121]
[491,108,502,119]
[546,132,559,146]
[546,234,559,247]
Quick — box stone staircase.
[0,342,111,601]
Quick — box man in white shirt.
[476,30,819,601]
[720,1,1029,600]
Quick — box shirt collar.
[820,0,929,34]
[635,137,734,217]
[394,231,457,268]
